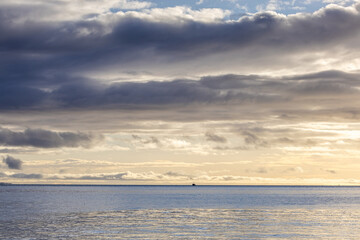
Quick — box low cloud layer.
[0,128,103,148]
[10,173,43,179]
[0,170,358,185]
[0,70,359,116]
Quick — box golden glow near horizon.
[1,1,360,185]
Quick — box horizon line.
[1,183,360,187]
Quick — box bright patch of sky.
[127,0,356,16]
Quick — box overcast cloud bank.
[1,3,360,107]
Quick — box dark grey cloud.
[287,70,359,81]
[0,86,48,110]
[3,155,22,170]
[2,69,359,111]
[52,80,233,107]
[0,69,359,131]
[0,127,103,148]
[1,4,360,58]
[0,3,359,103]
[0,74,285,110]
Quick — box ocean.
[1,185,360,239]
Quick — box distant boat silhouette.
[192,183,196,186]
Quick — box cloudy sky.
[1,0,360,185]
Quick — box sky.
[1,0,360,185]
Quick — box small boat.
[192,183,196,186]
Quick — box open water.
[1,185,360,239]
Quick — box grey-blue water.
[1,185,360,239]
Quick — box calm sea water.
[1,185,360,239]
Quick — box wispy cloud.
[205,132,227,143]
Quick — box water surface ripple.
[1,186,360,239]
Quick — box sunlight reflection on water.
[1,186,360,239]
[2,208,360,239]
